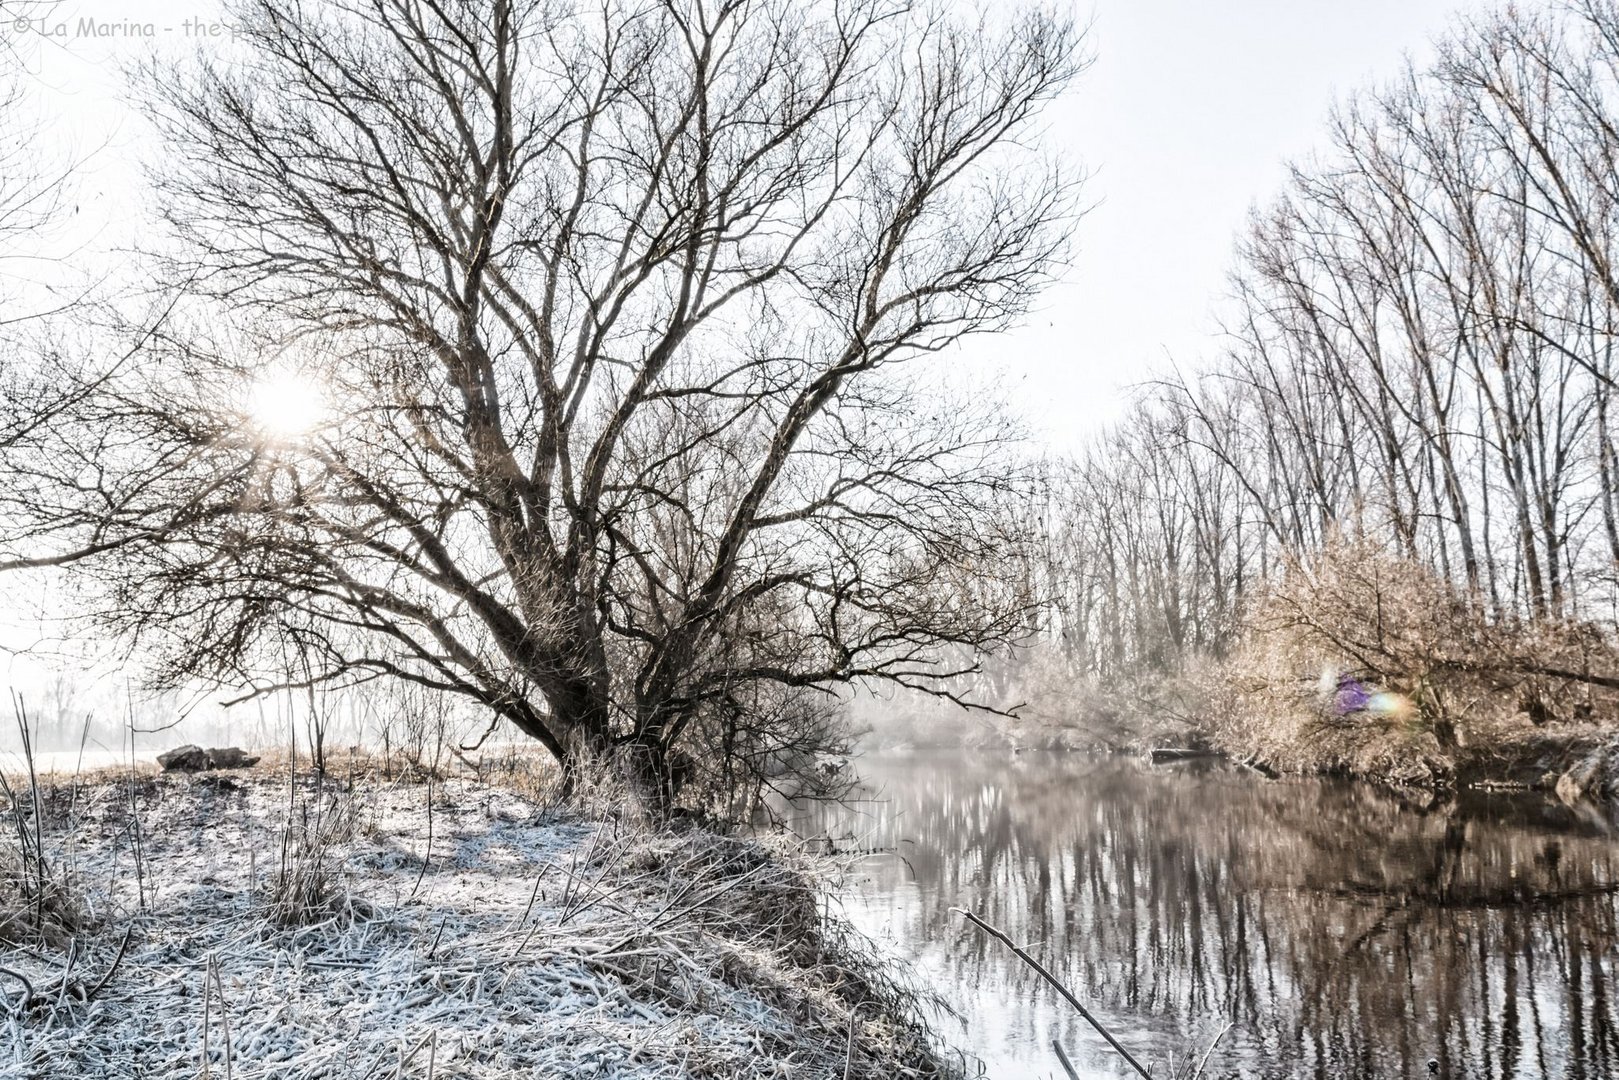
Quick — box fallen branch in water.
[952,907,1153,1079]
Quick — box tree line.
[1040,1,1619,701]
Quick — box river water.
[789,750,1619,1079]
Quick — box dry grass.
[0,726,86,949]
[0,842,83,949]
[267,784,368,927]
[0,755,959,1079]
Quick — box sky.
[4,0,1497,445]
[0,0,1506,742]
[989,0,1497,444]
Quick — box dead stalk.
[212,956,235,1080]
[843,1000,875,1080]
[953,907,1153,1080]
[1052,1040,1081,1080]
[85,927,133,1001]
[409,774,433,902]
[202,953,234,1080]
[1192,1022,1232,1080]
[0,965,33,1015]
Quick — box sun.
[246,370,331,441]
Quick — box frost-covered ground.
[0,757,950,1079]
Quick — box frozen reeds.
[0,756,957,1079]
[0,700,84,948]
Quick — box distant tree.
[1038,0,1619,703]
[0,0,1083,804]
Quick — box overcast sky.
[6,0,1495,449]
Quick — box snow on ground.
[0,759,949,1079]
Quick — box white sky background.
[0,0,1496,741]
[996,0,1500,444]
[5,0,1496,442]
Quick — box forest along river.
[783,750,1619,1079]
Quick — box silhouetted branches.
[0,0,1085,807]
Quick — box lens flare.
[246,370,330,440]
[1323,668,1416,722]
[1333,676,1369,715]
[1365,692,1415,720]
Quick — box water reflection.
[789,752,1619,1079]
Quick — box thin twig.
[1052,1039,1081,1080]
[953,908,1153,1080]
[17,700,46,936]
[0,965,34,1015]
[410,775,433,901]
[1191,1022,1232,1079]
[843,1000,874,1080]
[516,871,544,928]
[52,938,77,1011]
[84,927,134,1001]
[201,955,211,1080]
[210,954,235,1080]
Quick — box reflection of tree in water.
[796,754,1619,1078]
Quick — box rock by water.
[157,745,261,772]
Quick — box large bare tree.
[0,0,1082,799]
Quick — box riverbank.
[857,538,1619,801]
[863,678,1619,803]
[0,755,955,1079]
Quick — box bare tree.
[1028,1,1619,729]
[0,42,109,498]
[0,0,1083,803]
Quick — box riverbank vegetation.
[0,751,956,1078]
[1003,1,1619,793]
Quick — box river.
[788,750,1619,1079]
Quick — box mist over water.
[790,751,1619,1079]
[0,682,487,775]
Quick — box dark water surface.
[789,751,1619,1079]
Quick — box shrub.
[1211,535,1619,782]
